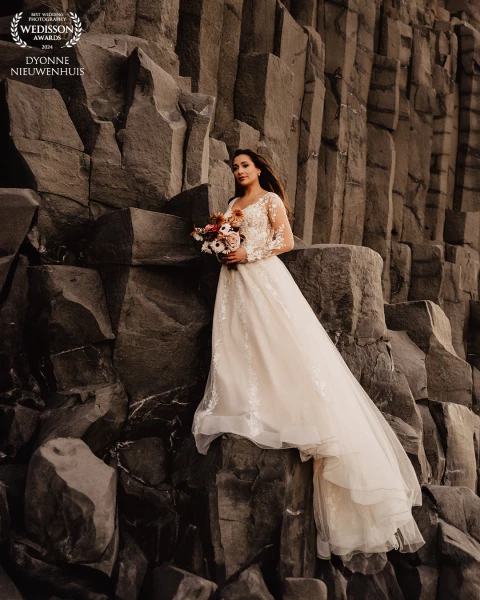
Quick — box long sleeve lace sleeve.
[245,193,294,263]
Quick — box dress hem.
[194,416,420,501]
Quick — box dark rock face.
[145,564,218,599]
[173,435,316,584]
[24,438,117,563]
[114,532,148,600]
[86,208,202,268]
[36,382,128,452]
[0,0,479,598]
[219,563,274,599]
[0,189,39,291]
[118,437,168,487]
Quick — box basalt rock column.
[315,0,375,247]
[234,52,294,180]
[455,24,480,213]
[274,3,308,209]
[122,48,187,208]
[86,208,210,449]
[294,27,325,245]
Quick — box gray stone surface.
[390,242,411,304]
[238,0,276,54]
[176,0,224,95]
[0,404,39,458]
[36,382,128,452]
[429,401,477,490]
[455,24,480,213]
[385,301,473,406]
[173,435,315,584]
[6,79,83,150]
[0,41,52,88]
[3,79,90,205]
[148,564,217,599]
[49,342,119,394]
[409,244,445,304]
[118,470,181,563]
[0,482,9,545]
[118,437,168,486]
[368,54,400,130]
[97,264,210,401]
[401,109,432,244]
[134,0,180,46]
[0,565,22,600]
[274,3,307,206]
[388,329,428,400]
[87,207,201,267]
[33,192,90,264]
[293,26,325,243]
[212,0,244,136]
[28,265,115,354]
[0,255,40,414]
[123,48,187,205]
[25,438,117,563]
[115,532,148,600]
[224,119,261,157]
[418,402,446,485]
[315,0,375,247]
[0,188,40,289]
[283,245,387,342]
[53,33,134,152]
[425,94,455,243]
[235,52,294,177]
[219,564,273,599]
[364,123,395,300]
[283,577,328,600]
[8,534,110,599]
[179,90,216,190]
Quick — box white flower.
[201,241,213,254]
[219,223,232,234]
[193,233,203,241]
[211,240,226,254]
[224,231,241,250]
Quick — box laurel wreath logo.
[11,12,28,48]
[10,11,83,49]
[62,12,83,48]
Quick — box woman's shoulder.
[226,197,237,211]
[263,191,283,207]
[262,192,286,222]
[258,190,280,203]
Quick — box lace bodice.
[225,191,294,262]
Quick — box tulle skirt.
[192,255,425,573]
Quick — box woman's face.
[232,154,261,186]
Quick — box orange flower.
[210,212,225,225]
[231,208,244,221]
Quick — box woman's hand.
[221,246,248,264]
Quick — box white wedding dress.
[192,191,425,574]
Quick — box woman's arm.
[244,193,295,262]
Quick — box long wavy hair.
[232,149,294,222]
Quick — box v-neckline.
[231,192,269,212]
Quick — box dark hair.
[232,149,294,222]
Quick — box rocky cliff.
[0,0,480,598]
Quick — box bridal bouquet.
[190,207,245,270]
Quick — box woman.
[192,149,425,574]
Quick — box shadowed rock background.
[0,0,479,598]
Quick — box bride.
[192,148,425,574]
